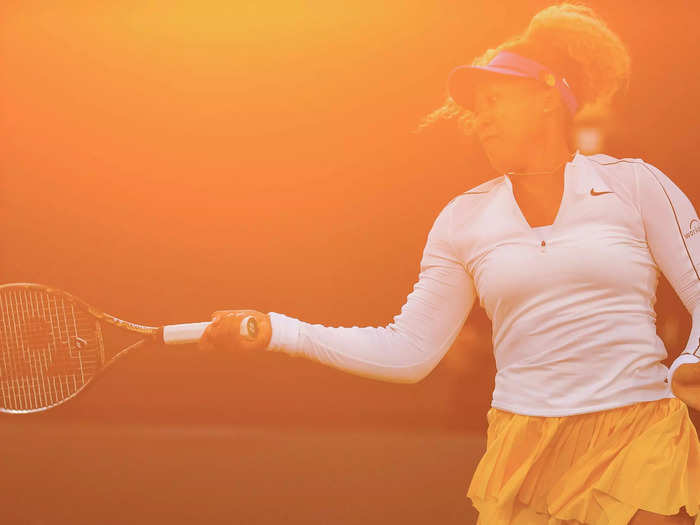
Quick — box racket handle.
[162,322,211,344]
[161,316,259,345]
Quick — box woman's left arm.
[636,161,700,410]
[636,162,700,410]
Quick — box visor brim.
[447,65,535,109]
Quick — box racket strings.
[0,288,102,412]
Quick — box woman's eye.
[475,94,497,112]
[478,94,497,106]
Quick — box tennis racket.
[0,283,259,414]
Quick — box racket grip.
[161,316,259,345]
[162,322,211,344]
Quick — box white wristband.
[667,353,700,387]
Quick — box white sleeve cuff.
[667,352,700,387]
[266,312,302,353]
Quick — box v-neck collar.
[460,151,614,233]
[503,151,580,232]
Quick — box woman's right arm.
[265,197,477,384]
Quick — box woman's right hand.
[671,360,700,412]
[198,310,272,353]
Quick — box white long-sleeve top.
[265,151,700,416]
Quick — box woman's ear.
[542,86,562,114]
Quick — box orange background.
[1,0,698,429]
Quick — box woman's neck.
[507,135,574,195]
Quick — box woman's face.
[473,75,550,172]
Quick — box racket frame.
[0,283,253,414]
[0,283,161,414]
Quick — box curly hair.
[417,2,631,135]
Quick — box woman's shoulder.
[443,175,505,221]
[584,152,645,172]
[445,174,505,209]
[584,152,667,177]
[460,175,506,196]
[582,152,674,195]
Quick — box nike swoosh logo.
[590,189,614,196]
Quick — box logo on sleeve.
[683,218,700,239]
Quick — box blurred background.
[1,1,698,523]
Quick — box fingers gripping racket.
[0,283,259,414]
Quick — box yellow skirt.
[467,397,700,524]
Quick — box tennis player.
[201,3,700,523]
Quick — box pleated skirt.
[467,397,700,524]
